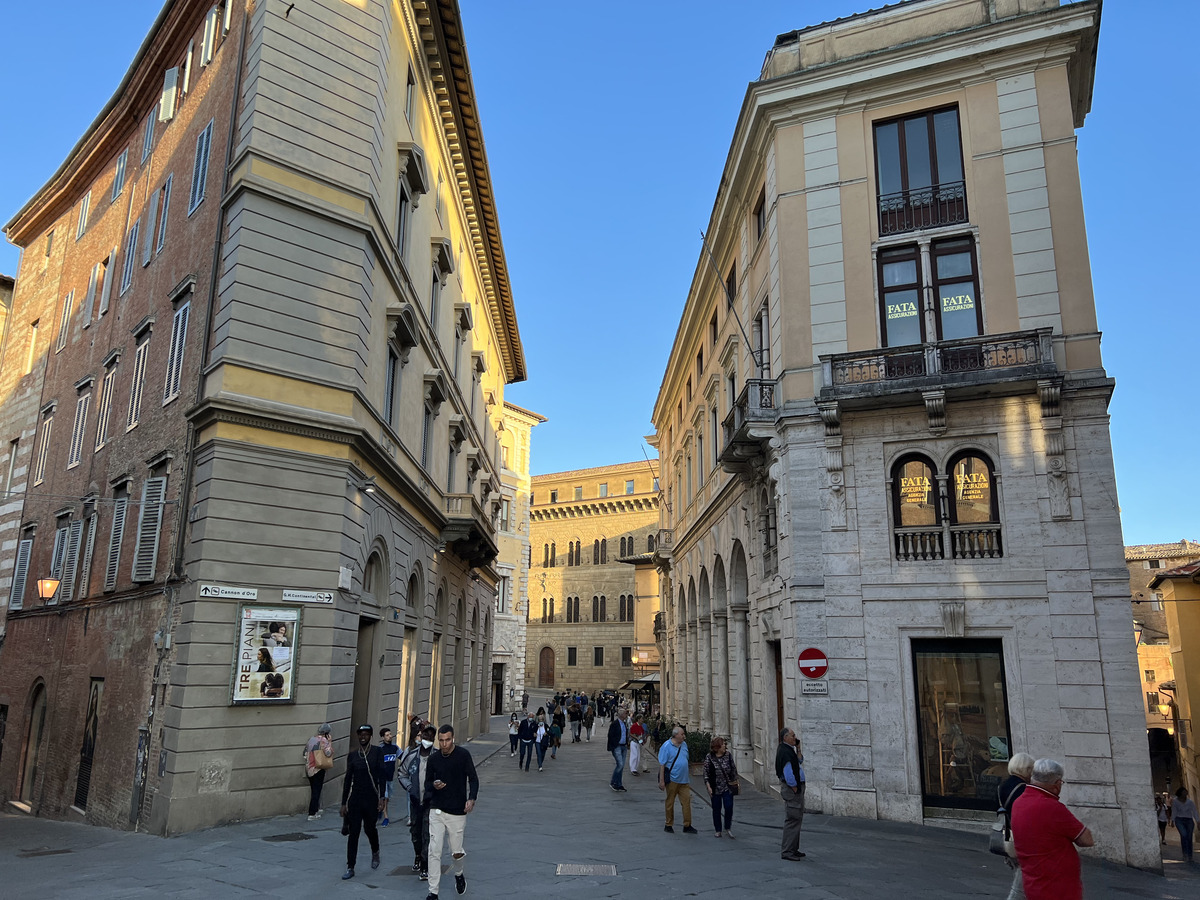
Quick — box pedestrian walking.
[1155,793,1171,844]
[1172,786,1197,861]
[569,702,583,743]
[379,727,399,826]
[302,723,334,820]
[507,713,520,756]
[997,752,1034,900]
[630,714,650,774]
[552,705,566,753]
[405,724,437,880]
[776,726,806,860]
[517,711,537,771]
[582,704,595,742]
[535,719,551,770]
[340,724,386,880]
[423,724,479,900]
[1011,758,1094,900]
[658,726,696,833]
[703,736,740,838]
[607,706,630,792]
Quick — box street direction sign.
[199,584,258,600]
[282,589,334,604]
[798,647,828,679]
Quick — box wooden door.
[538,647,555,687]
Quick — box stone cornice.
[530,495,661,521]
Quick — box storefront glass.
[912,638,1011,810]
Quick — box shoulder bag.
[662,745,682,785]
[313,739,333,771]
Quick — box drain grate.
[262,832,317,842]
[555,863,617,876]
[18,848,73,858]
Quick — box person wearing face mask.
[406,725,438,881]
[517,711,537,772]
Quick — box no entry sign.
[797,647,828,679]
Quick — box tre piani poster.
[232,606,299,704]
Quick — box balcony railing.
[441,493,498,567]
[878,180,967,236]
[719,379,777,472]
[821,328,1055,401]
[894,523,1003,562]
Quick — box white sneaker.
[315,809,323,818]
[307,814,319,821]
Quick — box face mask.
[420,739,434,749]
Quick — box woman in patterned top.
[703,736,740,838]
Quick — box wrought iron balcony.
[719,379,777,472]
[441,493,498,568]
[653,611,665,640]
[820,328,1055,406]
[654,528,673,563]
[878,180,967,236]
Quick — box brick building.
[651,0,1157,867]
[0,0,524,834]
[525,462,660,697]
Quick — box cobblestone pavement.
[2,715,1196,898]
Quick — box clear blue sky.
[1,1,1194,545]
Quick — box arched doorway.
[538,647,555,687]
[20,683,47,803]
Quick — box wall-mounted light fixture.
[37,577,61,602]
[347,473,377,494]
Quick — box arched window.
[593,540,599,564]
[565,597,573,622]
[893,455,939,527]
[549,598,555,623]
[592,596,599,621]
[619,595,627,622]
[541,598,547,623]
[600,538,607,564]
[628,596,634,626]
[543,544,549,568]
[550,542,556,567]
[573,541,581,566]
[647,534,655,552]
[572,596,580,622]
[619,537,626,557]
[949,452,997,524]
[599,595,607,621]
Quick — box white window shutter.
[202,12,215,65]
[79,512,98,599]
[182,41,194,95]
[160,67,179,122]
[189,123,213,213]
[98,247,116,315]
[144,189,160,265]
[223,0,232,34]
[132,477,167,583]
[8,539,32,609]
[50,526,69,581]
[83,265,98,321]
[105,498,128,591]
[59,520,84,604]
[164,303,190,402]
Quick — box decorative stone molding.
[387,302,421,365]
[397,141,430,204]
[923,389,946,433]
[941,600,965,638]
[432,238,454,281]
[423,370,448,412]
[1038,377,1069,519]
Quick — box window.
[753,186,766,240]
[565,596,574,622]
[201,5,221,65]
[726,262,736,308]
[384,347,399,426]
[653,477,659,492]
[567,647,577,667]
[618,593,627,621]
[188,120,214,214]
[131,476,167,582]
[574,485,582,501]
[181,40,194,94]
[592,540,599,564]
[621,647,633,667]
[593,647,604,667]
[141,110,156,161]
[1147,691,1160,713]
[111,149,129,201]
[163,300,190,403]
[931,238,982,341]
[949,453,997,524]
[710,311,718,346]
[625,479,634,494]
[543,544,549,568]
[405,66,416,125]
[550,490,558,504]
[68,391,91,468]
[33,413,53,484]
[56,290,74,351]
[761,490,778,577]
[159,67,180,122]
[1144,669,1156,684]
[4,439,17,495]
[600,539,607,564]
[95,359,118,450]
[874,106,966,235]
[8,537,32,609]
[599,595,606,620]
[397,183,411,260]
[686,377,692,402]
[59,520,84,604]
[1146,559,1162,569]
[86,256,112,320]
[592,596,599,621]
[420,404,433,470]
[710,409,719,470]
[647,534,655,553]
[127,335,151,430]
[44,229,54,269]
[547,598,555,623]
[78,511,98,600]
[104,494,129,591]
[619,537,626,558]
[25,320,39,374]
[498,576,510,614]
[76,192,91,239]
[499,498,511,532]
[894,455,938,528]
[156,175,173,251]
[879,244,922,347]
[429,269,441,331]
[119,220,140,295]
[1151,592,1164,612]
[446,441,457,493]
[571,596,580,622]
[549,542,556,567]
[753,302,771,378]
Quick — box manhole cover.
[18,848,73,858]
[555,864,617,876]
[262,832,317,842]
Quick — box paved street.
[2,715,1196,899]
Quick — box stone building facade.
[525,462,660,697]
[0,0,524,835]
[488,402,544,713]
[651,0,1157,868]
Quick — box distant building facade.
[525,462,660,697]
[0,0,524,835]
[488,402,544,713]
[1147,560,1200,805]
[651,0,1156,867]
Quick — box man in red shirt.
[1011,758,1094,900]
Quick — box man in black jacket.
[606,706,630,792]
[423,724,478,899]
[341,724,386,880]
[775,726,806,861]
[516,711,537,772]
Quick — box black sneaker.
[616,786,627,792]
[425,894,438,900]
[664,825,674,833]
[342,868,355,880]
[682,826,698,834]
[419,869,428,881]
[371,852,380,870]
[413,857,422,872]
[455,872,466,894]
[610,784,619,792]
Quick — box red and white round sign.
[797,648,828,679]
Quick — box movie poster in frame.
[231,605,300,704]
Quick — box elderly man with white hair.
[1010,758,1094,900]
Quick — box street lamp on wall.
[36,577,60,603]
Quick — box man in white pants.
[422,724,478,899]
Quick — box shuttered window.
[59,520,84,604]
[201,6,220,64]
[76,192,91,239]
[143,189,160,266]
[188,120,214,214]
[104,498,128,591]
[127,336,151,430]
[163,302,190,404]
[79,512,98,599]
[159,67,179,122]
[119,220,140,295]
[33,415,53,484]
[111,149,129,201]
[157,175,173,251]
[50,525,69,584]
[142,111,155,161]
[8,538,32,609]
[97,247,116,316]
[131,477,167,583]
[56,290,74,351]
[68,393,91,467]
[83,265,98,323]
[95,361,117,450]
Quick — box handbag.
[729,779,740,796]
[989,812,1008,856]
[313,743,333,771]
[662,745,682,785]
